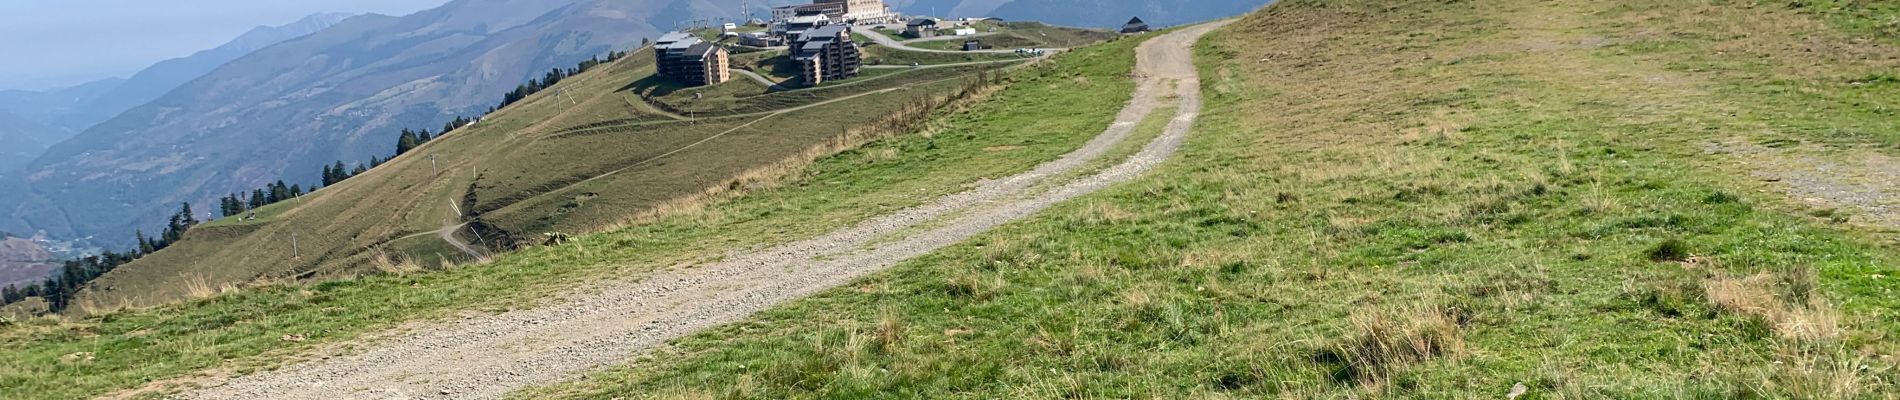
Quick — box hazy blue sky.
[0,0,452,91]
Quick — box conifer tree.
[269,180,290,203]
[180,202,197,226]
[136,230,154,254]
[397,128,420,155]
[219,195,238,217]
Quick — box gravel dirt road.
[181,21,1229,400]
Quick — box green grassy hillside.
[13,0,1900,397]
[0,35,1152,399]
[510,0,1900,398]
[67,44,1020,312]
[906,22,1120,51]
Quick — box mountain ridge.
[0,12,356,177]
[0,0,741,244]
[74,12,363,125]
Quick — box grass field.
[902,22,1121,51]
[0,34,1150,400]
[510,1,1900,398]
[999,22,1123,48]
[58,50,680,312]
[484,68,1001,236]
[56,39,1036,314]
[860,45,1024,66]
[906,35,1041,51]
[639,64,1004,117]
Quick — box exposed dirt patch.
[1705,138,1900,228]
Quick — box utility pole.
[430,154,438,175]
[291,232,300,258]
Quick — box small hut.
[1120,17,1151,34]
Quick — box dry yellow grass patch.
[179,274,237,301]
[370,252,426,275]
[876,308,904,352]
[1703,270,1842,343]
[1323,303,1467,385]
[1086,202,1135,223]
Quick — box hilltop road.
[182,20,1230,400]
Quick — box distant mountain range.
[0,13,355,176]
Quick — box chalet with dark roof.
[905,18,940,38]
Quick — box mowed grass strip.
[860,45,1024,67]
[0,34,1149,400]
[906,23,1119,51]
[512,1,1900,399]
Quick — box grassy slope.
[70,51,678,310]
[70,44,1011,311]
[515,1,1900,399]
[636,64,1001,117]
[907,23,1121,51]
[860,45,1024,66]
[0,37,1147,400]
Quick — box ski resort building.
[773,3,842,22]
[818,0,897,24]
[773,0,896,24]
[653,32,730,87]
[738,32,784,47]
[777,14,833,38]
[790,25,861,85]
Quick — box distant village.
[650,0,1154,88]
[651,0,894,88]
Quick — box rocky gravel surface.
[181,21,1230,400]
[1706,138,1900,228]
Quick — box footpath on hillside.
[183,21,1231,400]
